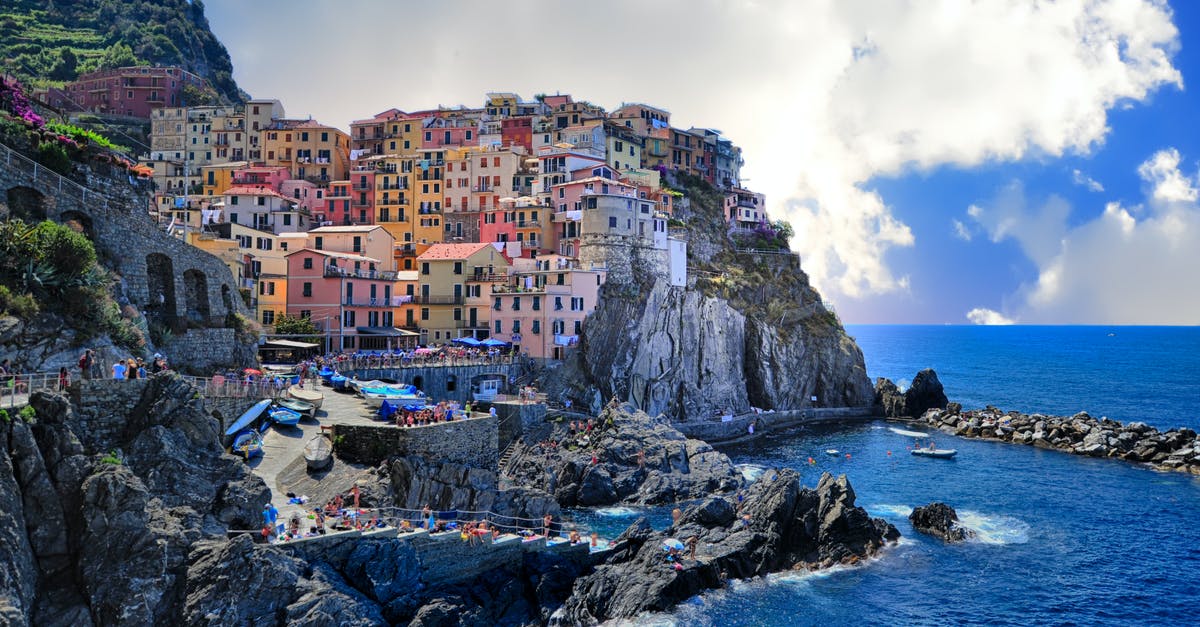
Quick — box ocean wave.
[957,510,1031,545]
[869,504,914,518]
[888,427,929,438]
[737,463,768,481]
[593,506,642,517]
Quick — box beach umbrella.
[243,368,263,375]
[480,338,508,347]
[453,336,482,346]
[662,538,685,551]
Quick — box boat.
[824,449,840,456]
[360,386,427,409]
[287,385,324,408]
[317,366,336,383]
[223,398,272,438]
[911,447,957,459]
[275,397,316,417]
[268,406,303,426]
[303,435,333,470]
[232,430,263,458]
[330,374,349,391]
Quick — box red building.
[501,117,533,152]
[39,66,209,119]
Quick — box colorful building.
[415,243,510,344]
[40,66,208,118]
[286,249,401,352]
[261,120,352,184]
[489,255,605,360]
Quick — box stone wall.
[71,378,152,453]
[492,401,547,449]
[204,395,265,435]
[332,416,499,469]
[344,364,517,405]
[675,407,876,444]
[162,328,256,375]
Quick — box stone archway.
[221,284,233,316]
[146,253,177,323]
[5,186,49,222]
[183,269,211,324]
[58,210,95,240]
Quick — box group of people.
[91,350,169,381]
[304,344,513,373]
[390,399,489,427]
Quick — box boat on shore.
[268,406,302,426]
[359,383,426,409]
[287,385,324,408]
[911,447,957,459]
[223,399,272,439]
[275,397,316,418]
[232,430,263,458]
[304,435,333,471]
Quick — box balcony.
[352,182,372,191]
[381,182,407,190]
[324,266,398,280]
[466,271,508,282]
[455,320,488,329]
[342,298,392,307]
[471,186,493,193]
[515,219,540,228]
[411,294,464,305]
[352,198,372,207]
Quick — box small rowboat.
[287,385,324,409]
[224,399,272,438]
[330,374,349,391]
[232,430,263,458]
[268,406,302,426]
[275,397,316,418]
[911,447,957,459]
[304,435,333,471]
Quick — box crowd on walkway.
[305,345,515,372]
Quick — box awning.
[356,327,420,337]
[261,339,320,349]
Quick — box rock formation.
[908,502,975,543]
[915,405,1200,474]
[553,470,899,624]
[503,402,743,507]
[875,368,949,417]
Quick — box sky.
[205,0,1200,325]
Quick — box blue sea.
[575,326,1200,625]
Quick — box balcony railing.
[352,183,372,191]
[342,298,392,307]
[466,272,508,282]
[411,294,464,305]
[324,267,398,280]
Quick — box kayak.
[224,399,272,437]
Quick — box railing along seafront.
[1,371,66,409]
[0,141,116,216]
[322,353,516,370]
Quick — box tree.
[772,219,795,241]
[273,314,319,336]
[96,42,140,71]
[50,48,78,81]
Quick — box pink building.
[280,179,322,215]
[421,118,477,148]
[231,165,290,191]
[488,255,605,360]
[285,249,400,351]
[317,180,374,226]
[38,66,207,118]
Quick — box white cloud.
[205,0,1183,308]
[966,308,1016,325]
[1072,169,1105,192]
[969,148,1200,324]
[952,219,973,242]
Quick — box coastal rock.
[874,378,906,417]
[184,535,304,625]
[909,502,975,543]
[503,404,743,507]
[905,369,949,418]
[553,471,898,624]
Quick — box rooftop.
[417,242,495,260]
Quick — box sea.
[571,326,1200,626]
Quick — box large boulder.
[905,369,948,417]
[553,471,898,624]
[908,502,975,543]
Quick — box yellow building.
[261,120,351,184]
[359,154,415,244]
[199,161,247,196]
[415,243,510,344]
[413,148,446,245]
[605,121,643,173]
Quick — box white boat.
[287,385,324,409]
[304,435,333,470]
[824,449,840,456]
[911,447,957,459]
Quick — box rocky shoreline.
[911,404,1200,475]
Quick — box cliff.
[561,175,873,420]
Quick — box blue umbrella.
[662,538,685,551]
[480,338,508,347]
[453,336,482,346]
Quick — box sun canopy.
[262,339,320,349]
[452,337,482,346]
[356,327,420,337]
[480,338,508,347]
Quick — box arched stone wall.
[4,185,50,221]
[183,269,211,324]
[58,209,96,240]
[146,253,177,324]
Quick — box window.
[302,282,312,297]
[554,296,563,310]
[282,214,291,226]
[453,308,462,321]
[609,217,617,229]
[421,307,430,320]
[532,320,540,334]
[493,297,501,311]
[453,261,463,275]
[495,320,502,334]
[303,257,313,269]
[315,237,323,250]
[512,297,521,311]
[421,262,430,275]
[262,310,275,325]
[532,296,541,311]
[553,320,564,334]
[230,196,239,205]
[512,320,521,333]
[571,297,584,311]
[574,320,582,334]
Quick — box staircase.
[497,438,521,476]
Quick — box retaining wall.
[332,416,499,469]
[675,407,876,444]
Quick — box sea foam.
[956,511,1031,545]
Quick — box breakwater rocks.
[553,471,899,624]
[916,406,1200,474]
[503,403,743,507]
[909,503,974,543]
[874,368,949,418]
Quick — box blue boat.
[330,374,349,390]
[224,399,272,438]
[268,406,302,426]
[318,366,336,383]
[232,430,263,458]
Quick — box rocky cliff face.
[562,178,873,421]
[0,376,267,626]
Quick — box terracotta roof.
[416,242,493,260]
[284,248,380,263]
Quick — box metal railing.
[1,372,65,409]
[0,141,116,216]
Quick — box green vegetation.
[273,314,319,339]
[0,0,243,101]
[0,409,10,424]
[0,219,145,353]
[100,450,122,465]
[18,405,36,424]
[46,120,130,154]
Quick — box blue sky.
[205,0,1200,325]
